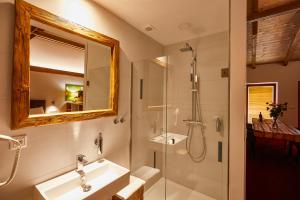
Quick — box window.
[247,83,277,123]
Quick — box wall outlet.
[9,135,27,150]
[221,68,229,78]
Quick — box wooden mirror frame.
[12,0,119,129]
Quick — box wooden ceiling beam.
[251,21,258,69]
[247,60,300,68]
[30,66,84,78]
[252,0,258,13]
[30,26,39,39]
[30,26,85,50]
[283,11,300,66]
[249,0,258,69]
[247,61,282,68]
[283,26,300,66]
[248,1,300,22]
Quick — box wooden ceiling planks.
[248,1,300,22]
[256,12,296,64]
[247,0,300,66]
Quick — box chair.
[247,123,256,158]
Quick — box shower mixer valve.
[213,117,223,133]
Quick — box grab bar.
[0,134,22,188]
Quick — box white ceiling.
[93,0,229,45]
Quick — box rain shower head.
[179,43,193,52]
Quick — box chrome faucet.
[76,154,91,192]
[76,154,88,171]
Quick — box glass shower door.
[131,57,168,200]
[131,39,229,200]
[164,34,229,200]
[161,0,230,198]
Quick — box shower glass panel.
[131,3,229,200]
[131,57,167,200]
[164,33,229,200]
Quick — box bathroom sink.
[33,159,130,200]
[149,132,187,153]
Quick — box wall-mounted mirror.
[12,0,119,129]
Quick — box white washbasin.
[33,159,130,200]
[149,132,187,153]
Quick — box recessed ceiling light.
[144,25,155,32]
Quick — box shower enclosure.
[130,3,229,199]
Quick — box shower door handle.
[218,141,222,163]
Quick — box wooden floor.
[246,138,300,200]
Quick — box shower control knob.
[113,118,119,124]
[120,117,125,123]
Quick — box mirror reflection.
[29,20,111,115]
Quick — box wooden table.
[252,118,300,157]
[252,118,300,142]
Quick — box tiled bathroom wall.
[0,0,163,199]
[164,32,229,200]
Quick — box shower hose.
[186,91,207,163]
